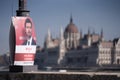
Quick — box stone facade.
[35,17,120,68]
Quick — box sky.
[0,0,120,54]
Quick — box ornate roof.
[64,16,79,33]
[100,41,113,48]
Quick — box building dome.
[64,17,79,33]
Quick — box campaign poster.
[11,17,36,66]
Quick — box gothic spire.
[88,28,90,36]
[101,28,103,38]
[100,28,104,41]
[60,27,64,40]
[47,28,51,41]
[80,29,82,39]
[70,14,73,24]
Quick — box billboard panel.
[10,17,36,66]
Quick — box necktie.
[28,41,30,45]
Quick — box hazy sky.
[0,0,120,54]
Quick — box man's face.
[25,22,32,38]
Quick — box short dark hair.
[25,18,32,28]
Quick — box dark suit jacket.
[22,38,36,45]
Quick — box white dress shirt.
[27,37,32,45]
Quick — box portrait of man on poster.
[22,18,36,45]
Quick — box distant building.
[35,16,120,68]
[0,52,10,66]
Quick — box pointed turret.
[44,29,51,49]
[100,28,104,41]
[101,28,103,38]
[47,28,51,41]
[80,29,82,39]
[70,14,73,24]
[60,27,64,40]
[88,28,90,37]
[58,27,65,65]
[87,28,91,46]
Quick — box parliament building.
[35,16,120,68]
